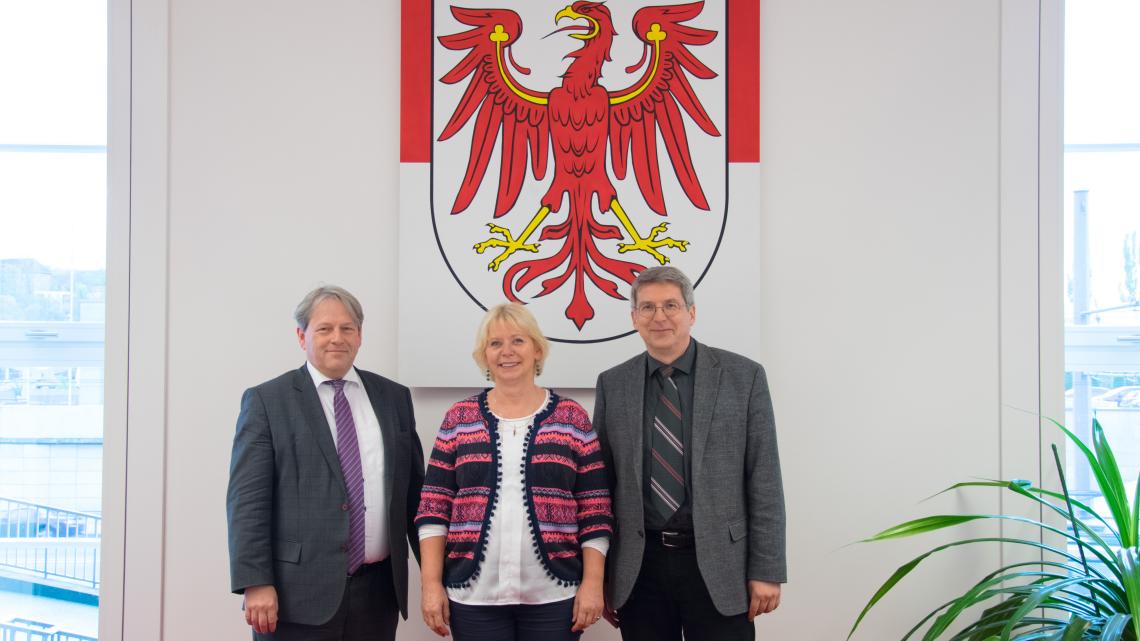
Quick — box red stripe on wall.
[402,1,758,164]
[401,0,431,163]
[728,0,760,162]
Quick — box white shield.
[430,0,728,343]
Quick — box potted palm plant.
[849,419,1139,641]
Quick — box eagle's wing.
[609,1,721,215]
[438,7,550,217]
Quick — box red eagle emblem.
[437,1,722,331]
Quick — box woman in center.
[416,303,613,640]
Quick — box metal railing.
[0,618,97,641]
[0,498,100,540]
[0,498,100,590]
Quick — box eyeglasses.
[635,301,688,319]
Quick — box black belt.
[349,558,389,577]
[647,529,695,549]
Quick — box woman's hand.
[419,535,450,637]
[421,581,450,637]
[572,547,607,632]
[571,577,605,632]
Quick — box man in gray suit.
[227,285,424,641]
[594,266,786,641]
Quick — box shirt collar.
[646,338,697,378]
[305,361,362,389]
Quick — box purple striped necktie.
[327,379,366,574]
[649,366,686,522]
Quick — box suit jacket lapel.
[293,366,346,490]
[623,354,647,486]
[690,342,721,473]
[359,370,399,516]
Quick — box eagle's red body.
[438,1,719,329]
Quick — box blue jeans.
[449,598,582,641]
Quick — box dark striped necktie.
[649,366,686,522]
[328,379,366,574]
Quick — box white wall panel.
[128,0,1055,639]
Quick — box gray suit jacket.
[226,365,424,625]
[594,340,786,616]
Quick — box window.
[0,1,108,638]
[1063,0,1140,547]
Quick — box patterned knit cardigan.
[415,390,614,588]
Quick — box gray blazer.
[226,365,424,625]
[594,341,786,616]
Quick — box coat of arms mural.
[400,0,759,386]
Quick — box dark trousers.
[618,537,754,641]
[254,559,399,641]
[448,597,581,641]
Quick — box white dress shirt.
[420,391,609,605]
[306,362,389,563]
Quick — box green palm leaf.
[903,564,1121,641]
[1046,417,1134,546]
[852,420,1138,641]
[1117,548,1140,641]
[1060,617,1091,641]
[850,536,1099,640]
[1000,577,1097,639]
[922,568,1122,641]
[863,515,991,541]
[1097,613,1132,641]
[1091,420,1134,547]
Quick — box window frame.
[101,0,169,639]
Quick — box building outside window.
[1063,0,1140,548]
[0,1,107,638]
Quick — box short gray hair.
[631,266,695,308]
[294,285,364,330]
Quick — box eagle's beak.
[551,5,599,41]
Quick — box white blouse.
[419,392,609,605]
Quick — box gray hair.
[631,266,695,308]
[294,285,364,330]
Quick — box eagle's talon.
[473,222,540,271]
[609,199,690,265]
[614,229,689,265]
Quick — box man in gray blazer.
[594,266,786,641]
[227,285,424,641]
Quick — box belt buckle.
[660,530,684,549]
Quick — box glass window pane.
[1063,152,1140,327]
[0,1,107,145]
[1065,0,1140,143]
[0,1,106,639]
[1063,0,1140,557]
[0,153,107,282]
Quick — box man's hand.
[747,580,781,621]
[602,593,620,628]
[421,581,450,637]
[243,584,279,634]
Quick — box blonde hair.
[472,303,550,378]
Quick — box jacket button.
[341,503,349,511]
[637,529,644,538]
[340,544,347,552]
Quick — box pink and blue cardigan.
[415,391,614,588]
